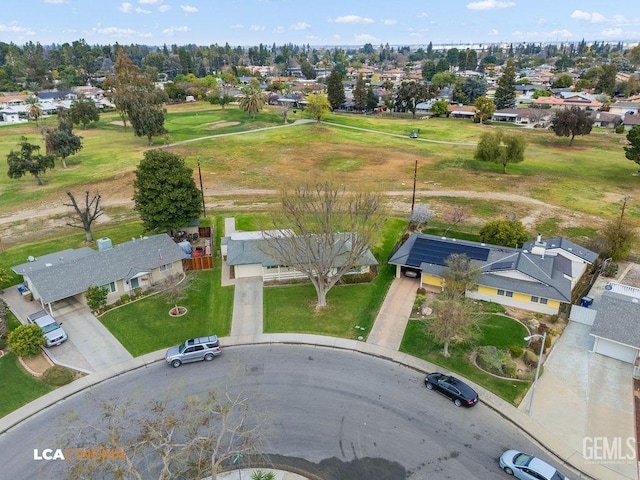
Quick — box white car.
[499,450,568,480]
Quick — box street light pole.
[524,331,547,416]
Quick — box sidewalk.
[366,275,415,349]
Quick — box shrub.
[549,328,559,337]
[251,470,276,480]
[615,124,625,134]
[503,358,518,378]
[523,349,538,368]
[86,285,108,313]
[133,287,143,298]
[417,287,426,295]
[545,335,552,349]
[42,365,74,386]
[8,324,45,357]
[529,338,542,353]
[0,335,6,350]
[603,262,619,278]
[340,272,376,284]
[476,345,503,375]
[120,293,131,304]
[537,323,549,335]
[549,314,559,324]
[509,345,524,358]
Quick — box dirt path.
[0,189,554,227]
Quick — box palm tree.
[25,96,43,126]
[238,82,264,119]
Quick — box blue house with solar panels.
[389,233,597,315]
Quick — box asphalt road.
[0,345,582,479]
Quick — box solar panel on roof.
[405,237,490,267]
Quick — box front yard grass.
[100,268,233,357]
[400,314,531,405]
[0,353,53,418]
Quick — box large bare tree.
[263,181,382,308]
[63,385,269,480]
[64,191,103,242]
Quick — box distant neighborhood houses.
[3,59,640,128]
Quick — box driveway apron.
[367,276,417,350]
[231,277,263,336]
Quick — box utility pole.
[411,159,418,215]
[197,157,206,218]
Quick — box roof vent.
[97,237,113,251]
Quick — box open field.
[0,103,637,251]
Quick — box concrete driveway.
[2,288,132,373]
[230,276,263,337]
[367,276,416,349]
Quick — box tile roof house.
[12,234,185,312]
[589,284,640,364]
[389,233,597,314]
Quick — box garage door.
[593,337,638,363]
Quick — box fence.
[182,256,213,271]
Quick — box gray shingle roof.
[19,234,185,304]
[522,237,598,264]
[591,292,640,349]
[225,232,378,268]
[391,234,575,301]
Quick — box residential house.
[222,228,378,283]
[623,113,640,131]
[12,234,185,314]
[589,283,640,364]
[447,104,476,119]
[608,100,640,117]
[491,107,551,125]
[589,111,622,129]
[389,233,597,315]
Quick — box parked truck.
[26,310,68,347]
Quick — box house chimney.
[532,233,547,258]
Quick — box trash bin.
[581,296,593,308]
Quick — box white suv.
[165,335,222,367]
[26,310,68,347]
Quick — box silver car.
[499,450,568,480]
[165,335,221,367]
[26,310,68,347]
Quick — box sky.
[1,0,640,48]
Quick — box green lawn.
[99,268,233,357]
[0,353,53,417]
[400,315,531,405]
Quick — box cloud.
[158,4,170,12]
[290,22,310,30]
[44,0,67,3]
[511,28,573,39]
[250,25,265,31]
[488,28,499,35]
[139,0,162,3]
[382,19,397,25]
[180,5,198,13]
[135,7,151,14]
[162,25,190,36]
[0,22,34,34]
[570,10,627,24]
[331,15,374,25]
[417,12,428,18]
[601,28,623,37]
[272,26,286,34]
[119,2,133,13]
[353,33,379,43]
[229,24,244,29]
[95,26,152,38]
[467,0,515,10]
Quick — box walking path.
[366,275,416,349]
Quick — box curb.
[0,334,623,480]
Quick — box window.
[505,291,513,298]
[160,263,173,272]
[497,289,505,296]
[498,289,513,297]
[102,281,117,294]
[540,298,548,305]
[531,296,539,303]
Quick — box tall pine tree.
[326,68,345,110]
[494,59,516,110]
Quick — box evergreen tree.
[326,68,345,110]
[494,59,516,110]
[353,73,367,112]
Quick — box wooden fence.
[183,256,213,271]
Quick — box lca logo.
[34,448,126,461]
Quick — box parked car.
[26,310,68,347]
[499,450,568,480]
[424,372,478,407]
[165,335,222,367]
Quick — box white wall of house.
[592,336,639,364]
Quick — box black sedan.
[424,373,479,407]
